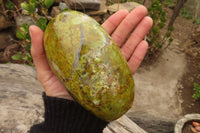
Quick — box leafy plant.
[12,23,33,65]
[120,0,134,3]
[146,0,173,58]
[193,83,200,100]
[16,23,30,40]
[36,17,48,31]
[43,0,55,8]
[21,0,53,22]
[193,19,200,25]
[21,0,38,15]
[12,0,55,65]
[4,1,22,20]
[181,7,193,19]
[12,52,23,61]
[163,0,175,7]
[5,1,15,10]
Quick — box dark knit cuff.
[30,93,108,133]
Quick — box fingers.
[30,25,51,75]
[102,9,129,35]
[111,6,148,47]
[128,40,148,74]
[121,16,153,60]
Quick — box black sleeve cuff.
[30,93,108,133]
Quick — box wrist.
[45,90,74,100]
[42,93,108,133]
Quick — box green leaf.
[44,0,54,8]
[156,43,162,48]
[165,32,170,38]
[169,38,173,43]
[193,19,200,25]
[193,83,200,100]
[152,27,159,35]
[16,31,26,40]
[22,23,30,33]
[21,0,37,14]
[26,43,32,52]
[61,8,69,12]
[198,65,200,69]
[29,0,37,12]
[151,38,157,43]
[168,26,174,31]
[160,16,166,22]
[16,23,30,40]
[6,1,15,10]
[12,53,22,60]
[36,18,48,31]
[21,2,30,12]
[159,22,165,28]
[168,38,173,46]
[23,53,32,62]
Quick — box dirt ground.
[162,8,200,115]
[128,5,200,120]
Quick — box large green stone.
[44,11,134,121]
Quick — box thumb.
[29,25,51,72]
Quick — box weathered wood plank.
[103,115,147,133]
[103,127,113,133]
[108,121,131,133]
[116,115,147,133]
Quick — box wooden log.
[103,115,147,133]
[103,127,114,133]
[108,121,131,133]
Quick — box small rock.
[4,43,20,59]
[0,52,9,63]
[55,0,63,4]
[92,16,102,23]
[59,2,68,10]
[16,16,36,27]
[107,2,141,13]
[0,30,13,50]
[0,15,11,30]
[51,6,60,17]
[0,64,44,133]
[192,25,200,43]
[186,49,198,57]
[87,0,107,16]
[102,13,110,22]
[66,0,101,10]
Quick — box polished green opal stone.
[44,11,134,121]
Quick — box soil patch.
[170,7,200,115]
[159,7,200,116]
[179,55,200,115]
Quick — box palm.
[30,6,152,99]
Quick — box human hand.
[102,6,152,74]
[29,5,152,100]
